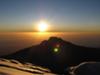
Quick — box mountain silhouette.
[1,37,100,74]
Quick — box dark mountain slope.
[1,37,100,73]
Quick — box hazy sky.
[0,0,100,32]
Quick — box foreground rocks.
[1,59,100,75]
[0,59,56,75]
[69,62,100,75]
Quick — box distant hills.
[1,37,100,74]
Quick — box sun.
[38,21,48,32]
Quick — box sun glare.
[38,21,48,32]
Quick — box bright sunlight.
[38,21,48,32]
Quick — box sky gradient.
[0,0,100,32]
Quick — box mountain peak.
[1,37,100,74]
[48,37,62,42]
[40,37,72,47]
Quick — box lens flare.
[54,48,59,53]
